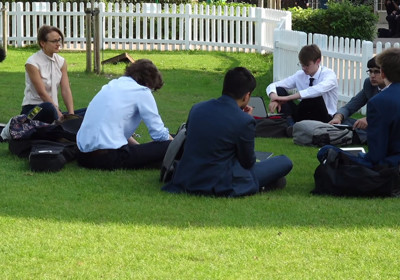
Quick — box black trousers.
[276,87,332,123]
[77,141,171,170]
[22,102,87,124]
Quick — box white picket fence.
[273,29,400,113]
[0,2,291,53]
[1,1,399,112]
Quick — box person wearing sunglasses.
[329,57,386,144]
[20,25,85,123]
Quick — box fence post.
[98,2,105,51]
[185,4,191,50]
[85,7,92,73]
[362,40,373,80]
[255,8,262,53]
[273,28,280,82]
[2,6,7,54]
[93,7,100,74]
[361,40,374,114]
[16,2,23,47]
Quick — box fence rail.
[0,2,291,53]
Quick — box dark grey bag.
[160,123,186,183]
[293,120,353,147]
[255,118,288,138]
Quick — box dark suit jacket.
[337,78,379,120]
[365,83,400,166]
[162,95,259,197]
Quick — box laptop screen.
[248,96,268,118]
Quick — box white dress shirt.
[266,66,338,116]
[22,50,65,106]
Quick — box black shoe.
[286,126,293,138]
[260,177,287,192]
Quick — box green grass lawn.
[0,48,399,279]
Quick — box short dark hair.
[125,59,164,91]
[376,48,400,83]
[367,57,379,69]
[37,25,64,47]
[222,67,256,100]
[298,44,321,65]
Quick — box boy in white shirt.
[266,44,338,125]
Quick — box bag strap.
[325,148,339,168]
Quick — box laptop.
[332,124,354,131]
[255,151,273,162]
[249,96,284,119]
[340,147,366,156]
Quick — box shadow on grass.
[0,142,399,230]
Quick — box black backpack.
[7,114,82,172]
[160,123,186,183]
[313,148,400,197]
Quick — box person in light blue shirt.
[77,59,173,170]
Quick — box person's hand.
[268,101,281,113]
[242,105,253,115]
[329,114,343,125]
[270,94,290,104]
[353,117,368,130]
[128,136,140,145]
[57,109,64,122]
[269,92,283,103]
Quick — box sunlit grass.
[0,48,399,279]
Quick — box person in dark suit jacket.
[363,48,400,167]
[318,47,400,168]
[162,67,293,197]
[329,57,386,143]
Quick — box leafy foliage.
[289,0,378,41]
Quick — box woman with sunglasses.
[20,25,84,123]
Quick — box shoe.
[260,177,286,192]
[286,126,293,138]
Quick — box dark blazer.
[162,95,259,197]
[366,83,400,166]
[337,77,379,120]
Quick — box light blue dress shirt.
[77,76,170,152]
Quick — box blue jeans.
[253,155,293,187]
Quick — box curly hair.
[125,59,164,91]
